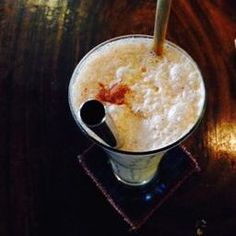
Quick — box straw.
[153,0,172,56]
[80,100,118,147]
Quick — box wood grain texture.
[0,0,236,235]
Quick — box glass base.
[113,170,157,186]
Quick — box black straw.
[80,100,118,147]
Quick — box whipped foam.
[70,37,205,151]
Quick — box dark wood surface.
[0,0,236,235]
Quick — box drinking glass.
[68,35,206,186]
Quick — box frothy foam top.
[70,37,205,152]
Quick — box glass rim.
[68,34,206,156]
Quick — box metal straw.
[80,100,119,148]
[153,0,172,55]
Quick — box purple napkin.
[78,144,200,230]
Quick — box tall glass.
[68,35,206,186]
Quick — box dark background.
[0,0,236,235]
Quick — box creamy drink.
[69,35,205,185]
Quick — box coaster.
[78,145,200,230]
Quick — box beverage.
[69,35,205,185]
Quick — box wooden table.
[0,0,236,235]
